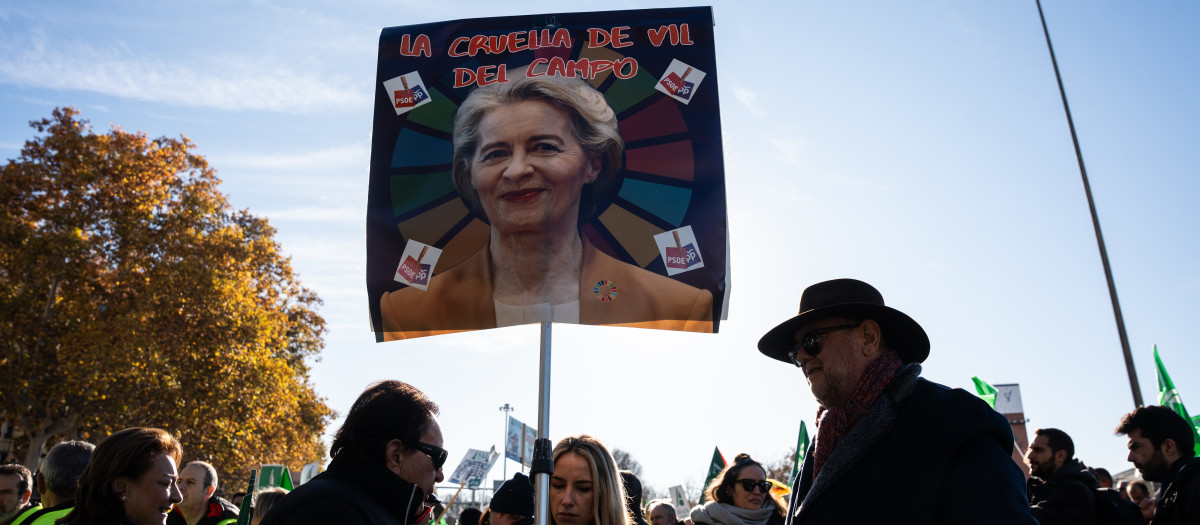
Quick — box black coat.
[166,496,239,525]
[1028,458,1097,525]
[785,365,1037,525]
[259,457,430,525]
[1152,457,1200,525]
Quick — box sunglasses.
[735,479,773,493]
[411,441,449,470]
[789,322,861,365]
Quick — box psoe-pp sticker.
[655,59,706,105]
[393,240,442,291]
[653,226,704,276]
[383,71,432,115]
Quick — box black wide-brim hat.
[758,278,930,364]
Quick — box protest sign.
[367,7,728,341]
[299,461,319,485]
[668,485,689,518]
[257,464,293,491]
[505,415,538,467]
[448,447,500,488]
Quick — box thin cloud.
[768,135,807,167]
[212,144,370,171]
[265,205,362,224]
[733,86,766,117]
[0,33,369,113]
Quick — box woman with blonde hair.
[549,435,631,525]
[690,454,784,525]
[250,487,289,525]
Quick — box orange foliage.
[0,108,334,484]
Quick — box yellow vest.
[11,504,72,525]
[8,504,41,525]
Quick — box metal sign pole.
[499,403,514,480]
[532,322,554,525]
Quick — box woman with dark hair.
[380,72,712,340]
[59,427,184,525]
[260,380,445,525]
[689,454,784,525]
[549,435,630,525]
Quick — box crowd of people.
[0,429,285,525]
[4,278,1199,525]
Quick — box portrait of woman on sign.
[379,71,713,340]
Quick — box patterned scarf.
[811,351,904,478]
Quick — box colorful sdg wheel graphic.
[385,47,699,277]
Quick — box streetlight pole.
[1035,0,1142,407]
[499,403,514,480]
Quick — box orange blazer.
[379,239,713,340]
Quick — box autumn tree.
[0,108,334,485]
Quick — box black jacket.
[1028,458,1097,525]
[1152,456,1200,525]
[259,457,430,525]
[785,365,1037,525]
[167,496,239,525]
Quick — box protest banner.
[505,416,537,467]
[367,7,728,341]
[448,447,501,488]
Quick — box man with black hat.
[758,278,1036,524]
[488,473,533,525]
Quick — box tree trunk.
[21,417,75,470]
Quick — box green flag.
[790,421,810,484]
[972,376,998,409]
[257,464,294,491]
[235,470,257,525]
[699,447,726,504]
[1154,345,1200,457]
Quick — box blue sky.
[3,0,1198,498]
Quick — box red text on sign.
[587,27,632,48]
[647,24,693,47]
[448,28,574,57]
[453,64,509,88]
[527,57,638,80]
[398,33,432,57]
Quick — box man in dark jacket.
[1025,428,1096,525]
[646,499,682,525]
[758,278,1037,524]
[169,461,238,525]
[261,380,446,525]
[1116,405,1200,525]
